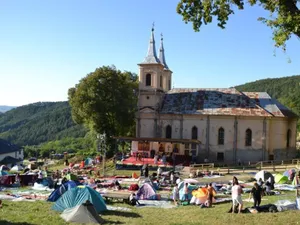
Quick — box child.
[172,185,179,205]
[129,193,140,206]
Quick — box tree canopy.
[68,65,138,154]
[177,0,300,49]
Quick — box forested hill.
[235,75,300,119]
[0,101,87,146]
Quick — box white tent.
[255,170,274,182]
[10,165,24,172]
[60,202,104,224]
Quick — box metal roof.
[0,139,21,154]
[159,35,169,70]
[159,88,297,118]
[142,28,160,64]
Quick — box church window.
[191,126,198,140]
[146,96,150,100]
[146,74,151,86]
[245,128,252,146]
[160,75,162,88]
[168,79,171,90]
[287,129,291,148]
[166,125,172,139]
[218,127,224,145]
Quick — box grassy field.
[0,192,298,225]
[9,160,298,225]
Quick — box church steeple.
[159,33,169,70]
[142,24,159,64]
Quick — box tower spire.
[142,24,159,64]
[159,33,169,70]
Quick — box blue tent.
[52,186,107,213]
[178,181,198,201]
[84,158,93,165]
[48,181,78,202]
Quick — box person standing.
[231,176,243,213]
[249,182,263,207]
[207,183,216,207]
[172,185,179,205]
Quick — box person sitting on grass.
[129,193,140,206]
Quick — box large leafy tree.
[68,66,138,155]
[177,0,300,49]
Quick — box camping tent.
[136,183,157,200]
[10,165,24,172]
[0,165,9,171]
[85,158,93,166]
[178,181,198,201]
[60,201,104,224]
[65,173,78,181]
[255,170,274,182]
[190,187,216,205]
[52,186,107,213]
[0,170,8,176]
[292,176,299,186]
[48,181,78,202]
[275,174,289,184]
[283,169,296,178]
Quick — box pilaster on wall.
[262,118,267,160]
[206,116,210,158]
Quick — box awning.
[113,136,201,144]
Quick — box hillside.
[0,101,87,146]
[235,75,300,123]
[0,105,16,113]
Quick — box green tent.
[275,174,289,184]
[52,186,107,213]
[65,173,78,181]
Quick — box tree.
[177,0,300,49]
[68,65,138,155]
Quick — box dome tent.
[48,180,78,202]
[52,186,107,213]
[275,174,289,184]
[60,201,104,224]
[255,170,274,182]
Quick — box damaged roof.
[160,88,297,118]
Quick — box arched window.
[160,75,163,88]
[245,128,252,146]
[191,126,198,140]
[166,125,172,139]
[287,129,291,148]
[218,127,224,145]
[146,74,151,86]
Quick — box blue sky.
[0,1,299,106]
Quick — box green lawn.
[0,192,298,225]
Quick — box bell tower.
[137,26,172,111]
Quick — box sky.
[0,1,299,106]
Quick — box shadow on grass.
[103,210,141,218]
[0,220,33,225]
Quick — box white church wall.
[140,118,155,137]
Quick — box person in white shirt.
[231,176,243,213]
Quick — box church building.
[123,28,298,165]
